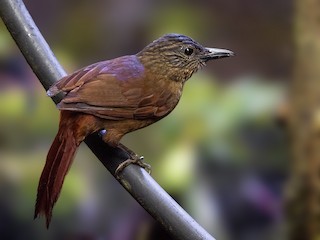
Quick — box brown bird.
[34,33,233,227]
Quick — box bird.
[34,33,233,227]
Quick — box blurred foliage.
[0,0,293,239]
[147,2,208,38]
[0,89,58,149]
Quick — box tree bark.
[287,0,320,239]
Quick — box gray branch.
[0,0,216,239]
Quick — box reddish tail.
[34,113,78,228]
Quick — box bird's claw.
[115,155,151,178]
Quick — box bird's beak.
[202,47,234,61]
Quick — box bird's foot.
[115,156,151,177]
[115,143,151,177]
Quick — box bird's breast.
[152,80,183,118]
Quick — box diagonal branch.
[0,0,216,239]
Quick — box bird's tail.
[34,112,78,228]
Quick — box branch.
[0,1,216,239]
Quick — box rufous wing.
[49,56,174,120]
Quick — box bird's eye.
[184,47,193,56]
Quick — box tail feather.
[34,122,78,228]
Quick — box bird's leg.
[98,130,151,175]
[115,143,151,176]
[117,143,140,159]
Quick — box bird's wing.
[49,57,174,120]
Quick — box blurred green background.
[0,0,292,239]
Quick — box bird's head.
[137,33,234,82]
